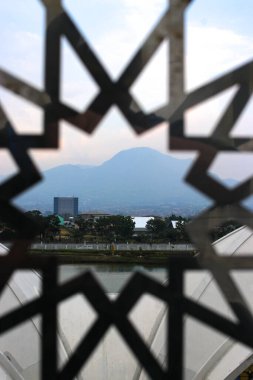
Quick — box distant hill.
[14,147,213,215]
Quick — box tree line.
[0,210,241,243]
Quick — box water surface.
[59,263,167,292]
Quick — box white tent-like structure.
[0,226,253,379]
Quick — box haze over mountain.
[14,147,214,215]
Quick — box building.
[132,216,153,234]
[79,212,111,221]
[53,197,78,218]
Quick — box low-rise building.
[79,212,111,221]
[132,216,154,234]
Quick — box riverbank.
[28,249,196,264]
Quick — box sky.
[0,0,253,183]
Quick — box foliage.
[146,218,166,239]
[145,215,190,243]
[24,211,60,242]
[210,220,241,241]
[75,216,94,234]
[95,216,135,242]
[0,210,241,244]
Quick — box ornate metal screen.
[0,0,253,378]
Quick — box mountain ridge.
[14,147,212,215]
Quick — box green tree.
[25,210,46,241]
[211,220,241,241]
[95,217,114,241]
[112,216,135,241]
[165,215,190,243]
[94,216,135,242]
[146,218,166,241]
[143,215,190,243]
[44,215,60,241]
[75,217,94,235]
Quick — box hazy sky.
[0,0,253,183]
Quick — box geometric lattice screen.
[0,0,253,378]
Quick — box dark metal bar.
[42,259,58,380]
[168,260,184,379]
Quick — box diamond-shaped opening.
[185,85,238,136]
[58,292,98,371]
[131,41,167,112]
[59,263,134,293]
[230,95,253,137]
[63,0,167,79]
[129,293,167,368]
[134,266,167,285]
[208,152,253,189]
[211,223,253,257]
[185,270,238,323]
[75,325,155,379]
[0,1,44,89]
[88,267,140,294]
[59,264,93,285]
[0,318,41,379]
[60,37,99,113]
[0,87,43,134]
[60,264,167,294]
[184,316,251,380]
[186,1,253,91]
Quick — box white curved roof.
[1,226,253,379]
[140,226,253,380]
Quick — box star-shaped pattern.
[0,1,253,379]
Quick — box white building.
[132,216,153,234]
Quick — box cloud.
[0,87,43,135]
[0,0,44,88]
[186,24,253,90]
[0,2,253,181]
[0,29,44,89]
[61,37,100,111]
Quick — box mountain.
[14,147,212,215]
